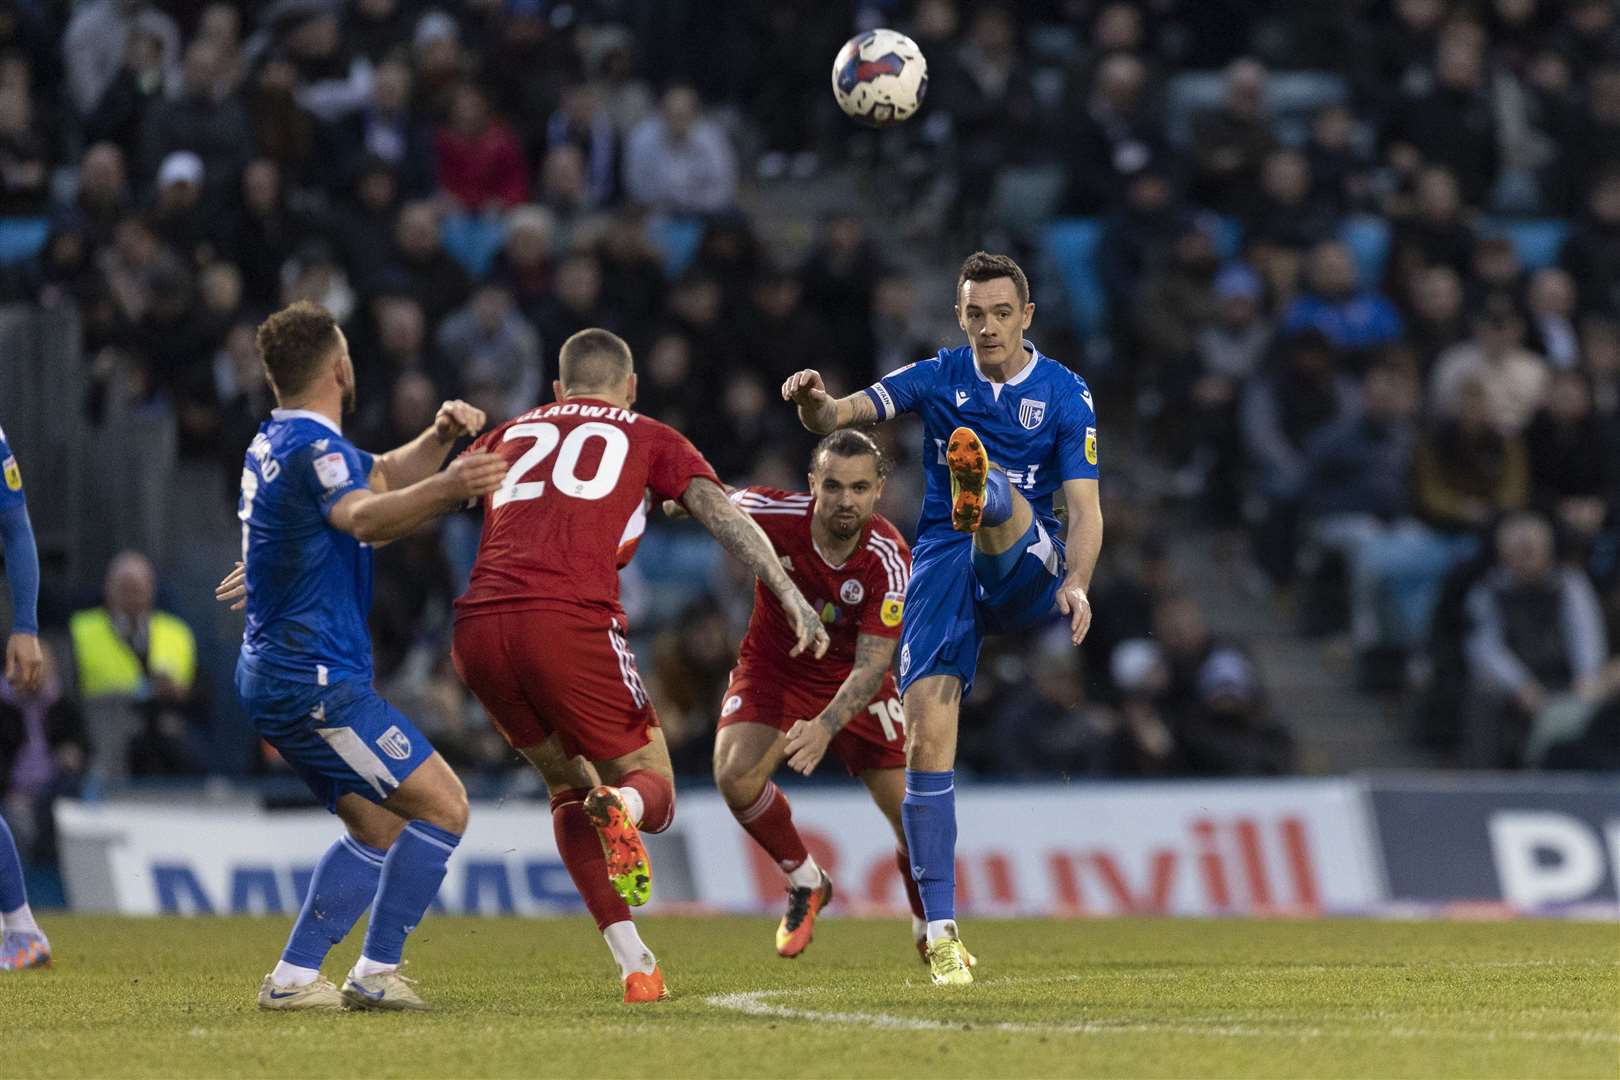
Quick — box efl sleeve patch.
[881,593,905,628]
[3,455,21,491]
[1085,426,1098,466]
[313,451,352,492]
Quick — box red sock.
[619,769,675,834]
[551,788,631,931]
[896,848,925,920]
[732,782,809,870]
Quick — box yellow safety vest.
[69,608,196,698]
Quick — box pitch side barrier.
[53,774,1618,918]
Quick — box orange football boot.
[776,870,834,958]
[584,786,652,906]
[623,965,670,1003]
[945,426,990,533]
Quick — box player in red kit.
[451,329,828,1003]
[668,431,972,966]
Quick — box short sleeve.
[863,358,938,421]
[858,528,911,639]
[1056,378,1100,482]
[648,425,720,502]
[0,432,24,511]
[302,439,375,519]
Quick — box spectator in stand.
[69,551,202,777]
[386,199,469,327]
[272,4,373,125]
[434,284,543,423]
[1106,639,1180,776]
[950,4,1039,233]
[1246,148,1335,254]
[489,203,555,325]
[328,154,401,295]
[364,291,447,399]
[738,268,818,384]
[801,212,882,381]
[1464,512,1608,766]
[536,144,596,239]
[329,57,436,199]
[1306,104,1374,216]
[1526,267,1582,369]
[1388,23,1500,207]
[1526,370,1614,549]
[1390,166,1476,281]
[244,55,317,185]
[623,84,737,214]
[870,271,933,378]
[1281,240,1404,359]
[1554,0,1620,80]
[63,0,180,120]
[0,78,50,216]
[1404,265,1469,369]
[434,81,529,212]
[1561,170,1620,317]
[0,642,89,871]
[1430,291,1550,435]
[346,0,417,64]
[1350,0,1448,126]
[1098,161,1197,322]
[223,158,310,313]
[1569,64,1620,206]
[149,151,211,267]
[1060,52,1163,215]
[989,629,1123,777]
[534,251,616,374]
[593,209,666,347]
[1131,221,1220,396]
[1189,58,1277,217]
[410,9,466,123]
[1180,648,1294,776]
[73,143,131,250]
[1184,263,1272,520]
[140,37,250,200]
[545,83,617,208]
[80,18,170,167]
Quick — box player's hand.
[434,399,487,442]
[784,594,831,659]
[5,632,43,693]
[784,717,834,775]
[1056,578,1092,645]
[660,498,689,520]
[445,451,508,501]
[781,369,828,403]
[215,561,247,611]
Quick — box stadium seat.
[1339,215,1391,286]
[0,218,50,266]
[647,215,706,278]
[1164,71,1348,149]
[988,165,1066,237]
[1043,218,1108,342]
[1478,218,1569,272]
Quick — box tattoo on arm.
[682,478,800,600]
[838,393,879,428]
[818,633,896,734]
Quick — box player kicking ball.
[217,302,507,1011]
[782,252,1104,986]
[0,422,49,970]
[666,431,969,966]
[451,329,828,1003]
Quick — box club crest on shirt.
[840,579,865,605]
[1019,399,1047,429]
[900,642,911,677]
[881,593,905,628]
[377,724,413,761]
[1085,426,1098,465]
[2,455,19,491]
[721,695,742,717]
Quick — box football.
[831,28,928,128]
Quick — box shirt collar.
[973,341,1041,388]
[271,408,343,436]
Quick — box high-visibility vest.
[69,607,196,698]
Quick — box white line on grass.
[701,989,1620,1046]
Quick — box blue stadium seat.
[0,218,49,266]
[1339,215,1390,287]
[1479,218,1569,272]
[647,215,706,278]
[1043,219,1108,342]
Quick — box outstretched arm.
[1056,477,1103,646]
[371,400,488,493]
[680,477,829,659]
[329,451,507,544]
[783,632,897,774]
[780,369,879,434]
[0,503,42,691]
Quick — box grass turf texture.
[5,916,1615,1078]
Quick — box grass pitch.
[5,915,1616,1078]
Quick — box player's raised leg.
[899,674,972,984]
[341,752,469,1012]
[859,766,975,969]
[0,814,50,970]
[590,728,676,908]
[259,799,401,1009]
[714,722,832,958]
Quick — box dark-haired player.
[452,328,828,1003]
[217,301,507,1010]
[782,252,1103,985]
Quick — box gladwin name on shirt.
[517,402,641,424]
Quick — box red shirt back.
[732,486,911,691]
[455,398,718,619]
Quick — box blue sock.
[972,515,1040,587]
[0,814,26,912]
[900,770,956,923]
[361,821,460,965]
[983,468,1012,527]
[281,835,386,969]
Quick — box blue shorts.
[897,517,1065,697]
[236,664,436,812]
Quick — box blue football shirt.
[863,341,1098,548]
[237,408,376,686]
[0,423,25,511]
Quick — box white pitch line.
[701,990,1620,1046]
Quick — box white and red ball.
[831,29,928,128]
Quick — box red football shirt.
[732,486,911,692]
[455,398,718,618]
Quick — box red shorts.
[718,663,906,776]
[452,608,659,761]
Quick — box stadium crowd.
[0,0,1617,868]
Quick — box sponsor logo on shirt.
[881,593,905,628]
[313,451,351,492]
[1085,426,1098,466]
[840,579,865,605]
[3,455,20,492]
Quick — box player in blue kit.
[215,302,507,1010]
[0,422,48,970]
[782,252,1103,986]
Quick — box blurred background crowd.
[0,0,1617,881]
